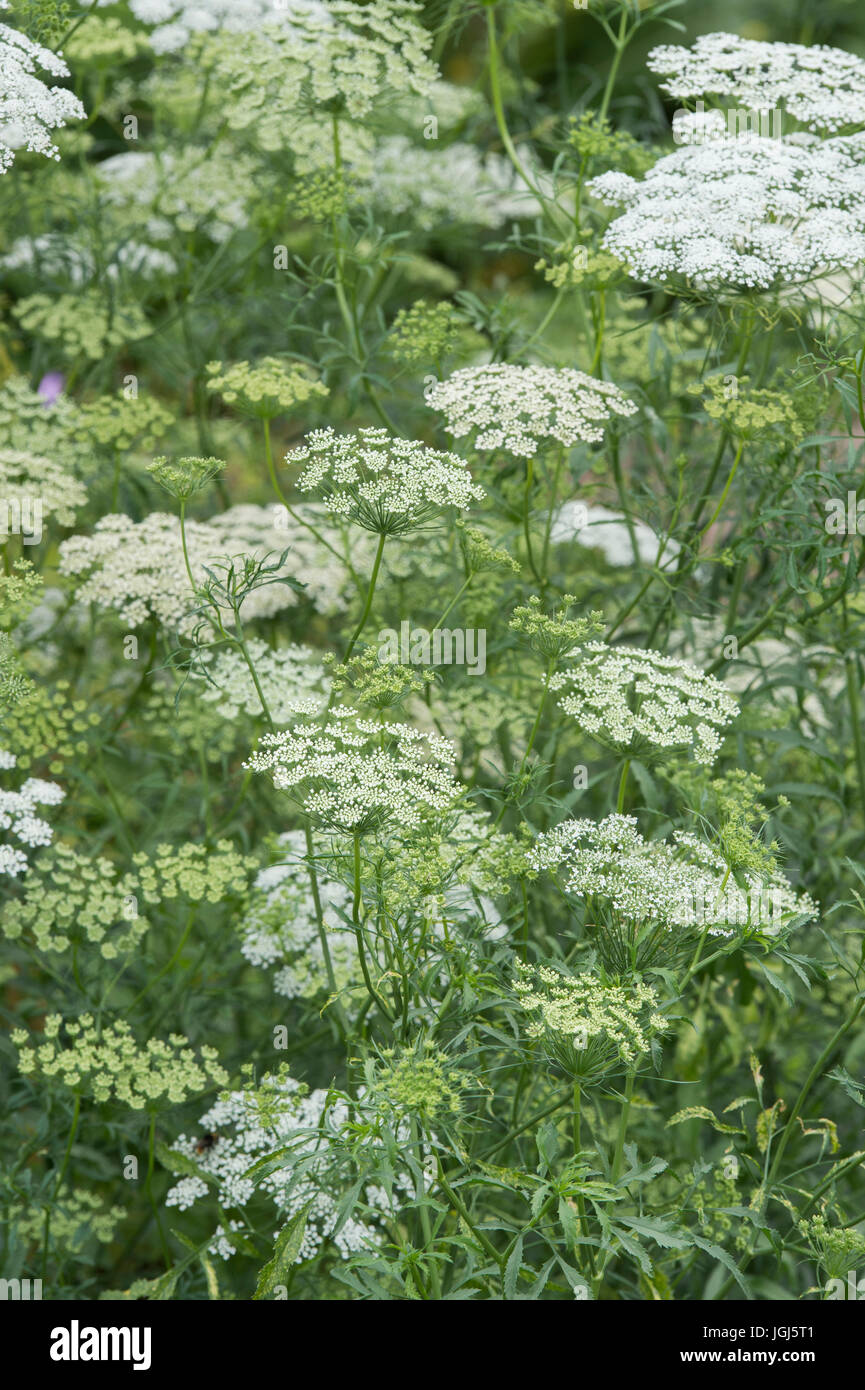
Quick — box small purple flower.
[37,372,66,406]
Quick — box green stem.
[345,531,386,662]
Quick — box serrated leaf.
[253,1203,312,1300]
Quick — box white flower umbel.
[365,136,537,231]
[514,961,667,1078]
[193,639,328,724]
[94,147,265,246]
[246,708,462,834]
[121,0,328,54]
[166,1071,410,1262]
[58,505,353,632]
[0,449,86,539]
[239,830,360,1005]
[0,21,85,173]
[198,0,437,127]
[426,364,638,458]
[0,752,64,878]
[532,814,817,957]
[590,134,865,291]
[648,33,865,135]
[290,426,484,535]
[549,643,737,766]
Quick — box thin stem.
[699,440,745,540]
[615,758,630,813]
[345,531,386,662]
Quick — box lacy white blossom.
[549,642,737,766]
[532,814,816,941]
[166,1071,412,1262]
[0,21,85,173]
[239,830,358,1004]
[58,505,352,632]
[193,639,328,724]
[290,426,484,534]
[1,232,176,283]
[0,753,64,878]
[590,134,865,290]
[246,708,462,832]
[648,33,865,134]
[514,961,666,1074]
[124,0,328,54]
[199,0,437,127]
[0,450,86,540]
[426,364,638,457]
[366,136,537,230]
[94,148,265,245]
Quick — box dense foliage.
[2,0,865,1303]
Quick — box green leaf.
[504,1235,523,1300]
[253,1203,313,1300]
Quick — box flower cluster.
[1,231,177,286]
[590,134,865,291]
[368,1042,470,1120]
[0,374,88,466]
[13,1015,228,1108]
[0,449,86,536]
[532,814,817,945]
[0,752,64,878]
[290,426,484,535]
[239,831,359,1006]
[688,376,809,442]
[549,643,738,765]
[388,299,462,367]
[246,708,462,833]
[166,1069,401,1262]
[365,136,534,231]
[0,19,86,173]
[2,837,252,960]
[198,0,438,126]
[74,392,174,452]
[94,147,266,245]
[426,364,638,457]
[206,358,328,420]
[192,640,328,724]
[514,961,667,1075]
[11,1188,126,1254]
[648,33,865,134]
[0,679,102,772]
[12,291,150,361]
[1,844,148,958]
[58,505,350,631]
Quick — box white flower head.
[0,763,64,878]
[532,814,817,968]
[426,364,638,458]
[245,707,462,833]
[0,21,86,173]
[289,426,484,535]
[590,134,865,291]
[549,642,737,766]
[648,33,865,134]
[192,639,328,724]
[58,505,354,632]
